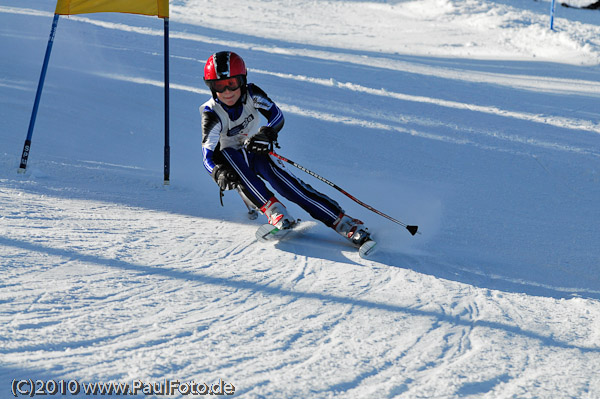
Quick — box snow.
[1,0,599,397]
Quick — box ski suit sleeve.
[201,106,222,174]
[248,84,284,134]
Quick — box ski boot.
[333,213,372,247]
[260,197,296,230]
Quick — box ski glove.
[212,164,239,191]
[245,126,279,155]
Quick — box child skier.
[200,51,372,247]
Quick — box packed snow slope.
[1,0,600,398]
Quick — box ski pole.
[269,151,419,236]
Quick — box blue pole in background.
[550,0,557,30]
[163,17,170,185]
[19,13,60,172]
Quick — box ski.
[255,220,299,243]
[256,220,378,259]
[358,239,378,259]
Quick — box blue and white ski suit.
[200,83,343,227]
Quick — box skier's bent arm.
[201,107,222,174]
[249,84,285,134]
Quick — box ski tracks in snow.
[2,173,600,397]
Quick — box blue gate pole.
[18,13,60,172]
[550,0,557,31]
[163,17,171,185]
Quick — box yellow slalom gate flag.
[55,0,169,18]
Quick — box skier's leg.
[255,154,372,245]
[222,148,294,228]
[221,148,273,208]
[254,155,341,226]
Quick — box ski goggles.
[207,76,243,93]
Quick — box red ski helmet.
[204,51,247,92]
